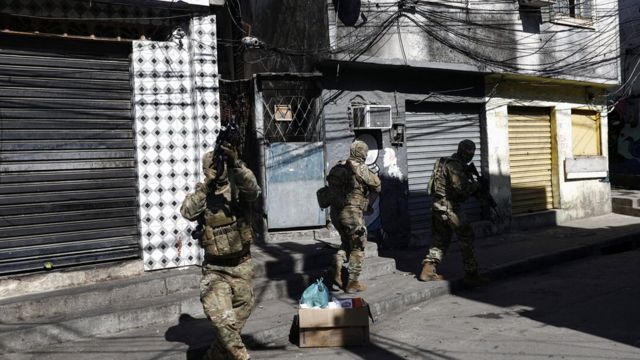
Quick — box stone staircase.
[612,189,640,217]
[1,233,451,353]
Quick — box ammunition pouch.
[316,186,332,209]
[316,185,345,209]
[201,221,253,259]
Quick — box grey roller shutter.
[0,38,140,275]
[406,103,484,243]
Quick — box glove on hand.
[220,143,239,166]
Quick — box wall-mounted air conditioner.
[352,105,392,130]
[518,0,555,7]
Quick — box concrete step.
[0,242,386,350]
[0,289,203,352]
[0,257,398,352]
[0,268,200,324]
[613,205,640,217]
[251,241,378,278]
[252,256,397,302]
[216,271,452,347]
[0,241,378,324]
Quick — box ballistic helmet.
[350,140,369,163]
[457,139,476,164]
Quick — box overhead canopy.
[93,0,211,8]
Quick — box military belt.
[204,251,251,267]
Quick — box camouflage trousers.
[330,205,367,281]
[200,256,254,360]
[423,204,479,275]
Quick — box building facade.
[0,0,220,275]
[609,0,640,187]
[232,0,619,246]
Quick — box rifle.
[466,163,499,213]
[212,116,241,175]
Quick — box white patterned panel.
[190,16,221,164]
[132,15,219,271]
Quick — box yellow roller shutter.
[508,108,554,214]
[571,110,600,156]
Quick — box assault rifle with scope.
[466,163,498,213]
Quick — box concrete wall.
[236,0,329,76]
[320,64,484,247]
[609,0,640,179]
[329,0,620,85]
[486,76,612,224]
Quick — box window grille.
[552,0,594,21]
[260,80,323,143]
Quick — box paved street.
[249,248,640,360]
[14,248,640,360]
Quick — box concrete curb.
[482,233,640,282]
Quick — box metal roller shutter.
[0,38,140,275]
[406,103,484,241]
[508,107,554,214]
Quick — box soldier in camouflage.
[181,142,261,360]
[329,140,382,293]
[418,139,489,286]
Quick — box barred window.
[553,0,594,21]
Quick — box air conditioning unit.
[352,105,392,130]
[518,0,555,7]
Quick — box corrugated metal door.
[0,39,139,275]
[508,107,554,214]
[406,103,484,241]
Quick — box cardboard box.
[297,305,370,347]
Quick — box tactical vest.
[428,157,449,199]
[344,161,369,209]
[199,173,252,259]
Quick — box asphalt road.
[250,248,640,360]
[12,249,640,360]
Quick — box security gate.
[257,75,326,229]
[0,36,139,274]
[406,103,484,244]
[508,107,554,214]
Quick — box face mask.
[459,150,474,164]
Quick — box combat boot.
[463,272,490,287]
[330,263,343,290]
[345,280,367,293]
[418,261,444,282]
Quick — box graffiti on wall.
[356,133,408,248]
[610,98,640,174]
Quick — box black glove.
[220,143,239,167]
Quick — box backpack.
[316,160,354,209]
[427,157,448,198]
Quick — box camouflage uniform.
[423,152,480,275]
[181,151,261,360]
[330,141,381,287]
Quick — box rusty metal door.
[256,75,325,229]
[508,107,554,214]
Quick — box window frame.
[570,109,602,157]
[550,0,596,28]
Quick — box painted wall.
[320,64,485,248]
[133,16,220,270]
[609,0,640,177]
[485,77,611,224]
[328,0,620,85]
